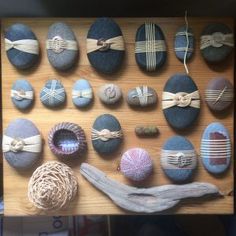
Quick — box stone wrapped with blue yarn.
[86,18,125,74]
[11,79,34,110]
[40,79,66,108]
[135,23,167,72]
[92,114,123,155]
[200,23,234,63]
[4,23,39,69]
[201,122,231,174]
[174,26,195,62]
[162,74,200,130]
[161,136,197,183]
[47,22,78,71]
[72,79,93,108]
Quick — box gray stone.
[98,83,122,104]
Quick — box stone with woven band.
[4,23,39,69]
[2,118,42,170]
[86,17,125,74]
[28,161,78,211]
[48,122,87,158]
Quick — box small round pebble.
[98,83,122,105]
[120,148,153,182]
[11,79,34,110]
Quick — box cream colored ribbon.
[11,89,34,100]
[132,86,153,106]
[72,89,93,99]
[162,90,200,109]
[86,36,125,53]
[91,128,123,141]
[5,38,39,55]
[200,32,234,50]
[2,135,42,153]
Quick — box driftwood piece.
[80,163,222,213]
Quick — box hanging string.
[184,10,189,74]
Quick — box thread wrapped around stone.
[48,122,87,157]
[28,161,78,211]
[135,126,159,137]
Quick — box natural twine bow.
[11,89,34,101]
[2,135,42,153]
[91,128,123,141]
[5,38,39,54]
[200,32,234,50]
[162,91,200,109]
[86,36,125,53]
[72,89,93,99]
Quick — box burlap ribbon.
[91,128,123,141]
[5,38,39,54]
[72,89,93,99]
[11,89,34,100]
[86,36,125,53]
[162,91,200,109]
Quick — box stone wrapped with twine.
[28,161,78,211]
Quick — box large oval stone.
[3,118,42,170]
[201,122,231,174]
[162,74,200,129]
[161,136,197,183]
[47,22,78,71]
[92,114,123,155]
[135,23,167,72]
[4,23,39,69]
[87,17,125,74]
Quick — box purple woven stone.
[48,122,87,158]
[120,148,153,182]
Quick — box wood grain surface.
[1,18,234,216]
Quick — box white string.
[184,10,189,75]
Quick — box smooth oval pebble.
[2,118,42,170]
[162,74,200,129]
[72,79,93,108]
[87,17,125,74]
[92,114,123,154]
[161,136,197,183]
[40,79,66,108]
[11,79,34,110]
[174,26,195,62]
[127,86,157,107]
[205,77,234,112]
[200,23,233,63]
[120,148,153,182]
[4,23,39,69]
[98,83,122,104]
[135,23,167,72]
[47,22,78,71]
[201,122,231,174]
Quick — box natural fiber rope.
[28,161,78,211]
[184,11,189,74]
[132,86,153,106]
[11,89,34,100]
[91,128,123,141]
[72,88,93,99]
[205,87,234,104]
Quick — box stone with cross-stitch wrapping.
[205,77,234,112]
[135,23,167,72]
[201,122,231,174]
[127,86,157,107]
[174,26,195,62]
[47,22,78,71]
[200,23,234,63]
[72,79,93,108]
[11,79,34,110]
[4,23,39,69]
[162,74,200,130]
[161,136,197,183]
[2,118,42,170]
[40,79,66,108]
[86,17,125,74]
[92,114,123,155]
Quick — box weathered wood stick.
[80,163,222,213]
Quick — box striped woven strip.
[205,87,234,103]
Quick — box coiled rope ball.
[28,161,78,211]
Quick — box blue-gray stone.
[201,122,231,174]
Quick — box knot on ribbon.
[173,92,191,107]
[11,89,33,101]
[91,128,123,141]
[167,152,189,168]
[9,138,25,152]
[97,38,111,51]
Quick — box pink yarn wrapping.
[120,148,153,181]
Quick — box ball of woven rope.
[28,161,78,211]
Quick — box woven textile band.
[162,90,200,109]
[72,89,93,99]
[2,134,42,153]
[205,87,234,104]
[86,36,125,53]
[11,89,33,100]
[132,86,153,106]
[200,33,234,50]
[91,128,123,141]
[5,38,39,55]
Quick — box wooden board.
[1,18,234,216]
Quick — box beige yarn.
[28,161,78,211]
